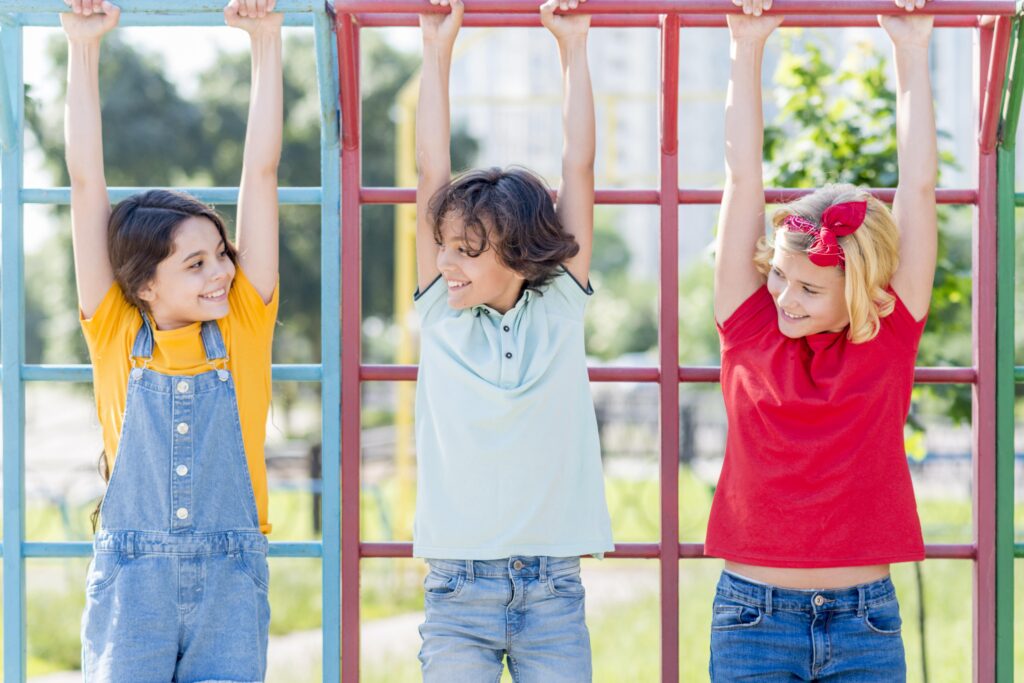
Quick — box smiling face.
[137,216,236,330]
[766,248,850,338]
[435,213,526,314]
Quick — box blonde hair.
[752,184,900,344]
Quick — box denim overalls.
[82,314,270,683]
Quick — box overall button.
[176,507,189,520]
[503,325,510,332]
[813,595,826,607]
[175,465,189,477]
[512,560,524,571]
[505,352,513,359]
[176,380,189,393]
[176,422,189,435]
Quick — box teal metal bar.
[0,40,14,150]
[995,17,1022,682]
[11,12,315,25]
[1,23,27,683]
[21,186,323,204]
[314,6,342,681]
[10,0,320,12]
[19,363,323,381]
[19,541,324,557]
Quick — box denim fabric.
[418,556,592,683]
[82,316,270,683]
[709,570,907,682]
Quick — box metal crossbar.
[331,1,1019,682]
[0,2,341,682]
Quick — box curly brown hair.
[428,167,580,291]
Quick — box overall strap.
[199,320,228,364]
[130,310,154,364]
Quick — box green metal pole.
[995,17,1023,683]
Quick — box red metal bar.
[980,17,1012,153]
[658,14,681,682]
[353,12,981,27]
[361,364,975,383]
[359,542,977,559]
[679,14,981,27]
[359,187,977,205]
[974,22,998,683]
[337,0,1016,15]
[337,12,362,683]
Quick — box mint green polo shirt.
[413,268,614,560]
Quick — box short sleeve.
[716,286,776,350]
[540,268,592,320]
[880,286,927,350]
[80,282,139,362]
[414,275,449,327]
[227,268,279,338]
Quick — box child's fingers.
[449,0,463,21]
[255,0,267,18]
[763,0,772,11]
[568,0,578,9]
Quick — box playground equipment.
[0,0,1021,681]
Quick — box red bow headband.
[780,201,867,269]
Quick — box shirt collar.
[472,287,534,318]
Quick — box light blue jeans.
[418,556,592,682]
[709,570,907,681]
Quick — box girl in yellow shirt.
[62,0,282,679]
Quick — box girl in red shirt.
[708,0,936,679]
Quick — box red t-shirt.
[705,285,927,568]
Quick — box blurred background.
[6,18,1024,682]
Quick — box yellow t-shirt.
[81,268,279,534]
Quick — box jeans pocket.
[423,567,466,600]
[710,598,763,631]
[546,569,586,599]
[863,599,902,635]
[234,550,271,592]
[86,551,125,594]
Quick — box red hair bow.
[781,201,867,269]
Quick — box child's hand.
[727,13,783,43]
[731,0,772,17]
[879,12,933,47]
[224,0,283,34]
[893,0,931,11]
[420,0,464,49]
[540,0,590,42]
[60,0,119,42]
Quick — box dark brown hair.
[428,167,579,291]
[108,190,238,311]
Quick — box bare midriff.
[723,561,891,590]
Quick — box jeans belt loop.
[465,559,475,583]
[764,584,773,616]
[229,531,239,557]
[539,556,548,582]
[126,531,136,560]
[857,586,867,618]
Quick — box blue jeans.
[709,570,907,681]
[418,556,592,682]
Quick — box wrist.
[67,35,103,49]
[422,37,456,54]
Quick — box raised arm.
[541,0,593,284]
[416,0,463,291]
[881,8,936,321]
[713,10,782,324]
[61,0,120,318]
[226,0,283,303]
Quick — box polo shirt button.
[503,325,510,332]
[813,595,825,606]
[176,380,189,393]
[176,507,189,520]
[505,352,512,359]
[176,422,189,435]
[176,465,189,477]
[512,560,524,571]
